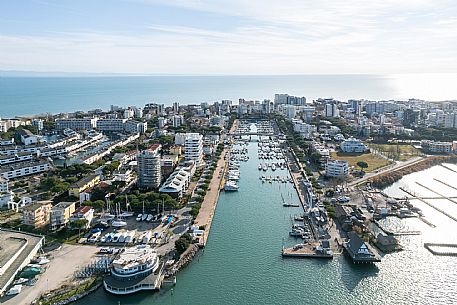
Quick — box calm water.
[76,145,457,305]
[2,74,457,117]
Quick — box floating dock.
[282,243,333,259]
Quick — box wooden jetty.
[424,243,457,257]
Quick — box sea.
[1,73,457,118]
[73,138,457,305]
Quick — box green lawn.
[330,151,392,172]
[368,144,422,161]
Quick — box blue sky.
[1,0,457,74]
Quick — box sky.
[1,0,457,75]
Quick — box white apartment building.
[325,159,349,177]
[293,120,317,139]
[172,115,185,127]
[185,133,203,166]
[0,161,50,180]
[0,153,33,165]
[340,137,368,153]
[159,161,195,199]
[56,118,97,131]
[137,144,162,189]
[125,120,147,134]
[96,119,127,132]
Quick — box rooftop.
[70,174,99,188]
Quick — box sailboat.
[111,203,127,227]
[100,196,115,221]
[120,195,134,217]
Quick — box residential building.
[137,144,162,189]
[19,129,41,146]
[172,115,185,127]
[70,206,94,228]
[0,161,50,180]
[124,120,147,134]
[68,174,100,197]
[159,161,195,198]
[0,176,8,193]
[55,118,97,131]
[160,154,179,179]
[50,201,76,230]
[325,159,349,178]
[96,119,127,132]
[184,133,203,166]
[32,119,44,131]
[421,140,452,154]
[22,201,53,228]
[340,137,368,153]
[325,103,339,118]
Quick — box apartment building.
[325,159,349,178]
[340,137,368,153]
[22,202,53,228]
[50,201,76,230]
[184,133,203,166]
[55,118,97,131]
[137,144,162,189]
[68,174,100,197]
[0,161,50,180]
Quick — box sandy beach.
[3,244,99,305]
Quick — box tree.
[175,233,192,254]
[71,219,89,237]
[356,161,369,172]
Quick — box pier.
[424,243,457,257]
[399,186,457,223]
[415,181,457,206]
[440,164,457,174]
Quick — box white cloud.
[1,0,457,74]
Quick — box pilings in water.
[399,187,457,223]
[415,181,457,206]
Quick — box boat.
[224,181,239,191]
[104,245,161,295]
[283,203,300,207]
[142,214,148,221]
[111,219,127,227]
[118,232,126,243]
[142,231,152,244]
[6,285,22,295]
[112,233,121,242]
[136,214,143,221]
[13,278,29,285]
[146,214,154,222]
[271,163,276,171]
[120,195,134,217]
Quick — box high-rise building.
[184,133,203,166]
[173,102,180,113]
[172,115,184,127]
[137,144,162,189]
[32,119,44,131]
[325,103,339,118]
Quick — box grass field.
[330,151,392,172]
[368,144,422,161]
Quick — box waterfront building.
[22,201,53,228]
[344,231,381,263]
[325,159,349,178]
[50,201,76,230]
[137,144,162,189]
[55,118,97,131]
[184,133,203,166]
[68,174,100,198]
[104,245,161,295]
[0,161,50,180]
[340,137,368,153]
[0,230,44,296]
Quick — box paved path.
[3,244,98,305]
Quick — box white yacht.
[224,181,239,191]
[104,245,161,295]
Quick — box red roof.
[74,206,93,215]
[148,143,162,152]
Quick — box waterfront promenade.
[194,120,238,246]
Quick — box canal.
[77,146,457,304]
